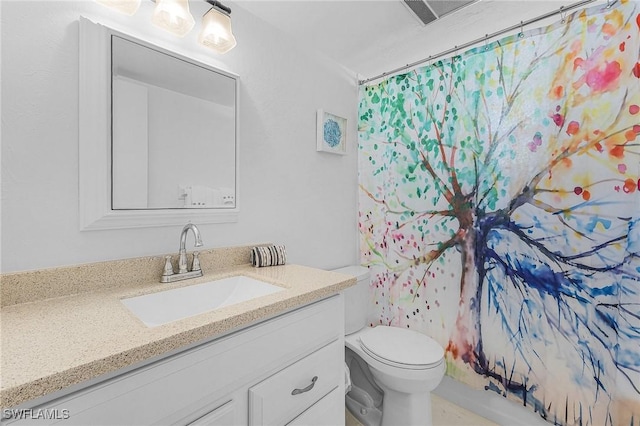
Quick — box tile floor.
[345,393,498,426]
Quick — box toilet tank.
[332,265,370,335]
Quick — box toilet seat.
[358,326,444,370]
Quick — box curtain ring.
[484,34,489,51]
[560,6,566,24]
[519,21,525,38]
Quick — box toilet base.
[379,386,433,426]
[346,386,383,426]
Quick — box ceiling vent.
[402,0,479,26]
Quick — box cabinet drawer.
[287,387,344,426]
[249,340,342,426]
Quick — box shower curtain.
[357,1,640,425]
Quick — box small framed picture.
[317,109,347,155]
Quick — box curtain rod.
[358,0,601,86]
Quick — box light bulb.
[95,0,141,16]
[151,0,195,37]
[198,7,237,54]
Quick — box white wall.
[0,0,359,273]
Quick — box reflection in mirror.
[79,17,239,230]
[111,35,237,210]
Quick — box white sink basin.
[121,275,284,327]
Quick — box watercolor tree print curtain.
[358,2,640,425]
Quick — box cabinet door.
[187,400,235,426]
[287,388,344,426]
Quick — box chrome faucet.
[161,223,204,283]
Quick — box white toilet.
[334,266,446,426]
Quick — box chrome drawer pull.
[291,376,318,395]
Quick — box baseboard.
[433,376,548,426]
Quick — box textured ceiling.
[235,0,589,81]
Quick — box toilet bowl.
[334,266,446,426]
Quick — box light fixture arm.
[205,0,231,15]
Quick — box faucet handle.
[192,251,201,272]
[162,255,174,277]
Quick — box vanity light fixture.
[95,0,237,52]
[151,0,195,37]
[198,0,237,54]
[95,0,141,15]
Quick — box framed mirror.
[79,17,239,230]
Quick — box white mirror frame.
[79,17,239,231]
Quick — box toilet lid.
[359,326,444,369]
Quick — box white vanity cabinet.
[7,295,345,426]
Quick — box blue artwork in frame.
[317,109,347,154]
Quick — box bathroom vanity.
[5,296,344,425]
[0,251,354,425]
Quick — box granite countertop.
[0,264,355,409]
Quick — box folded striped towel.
[251,245,287,267]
